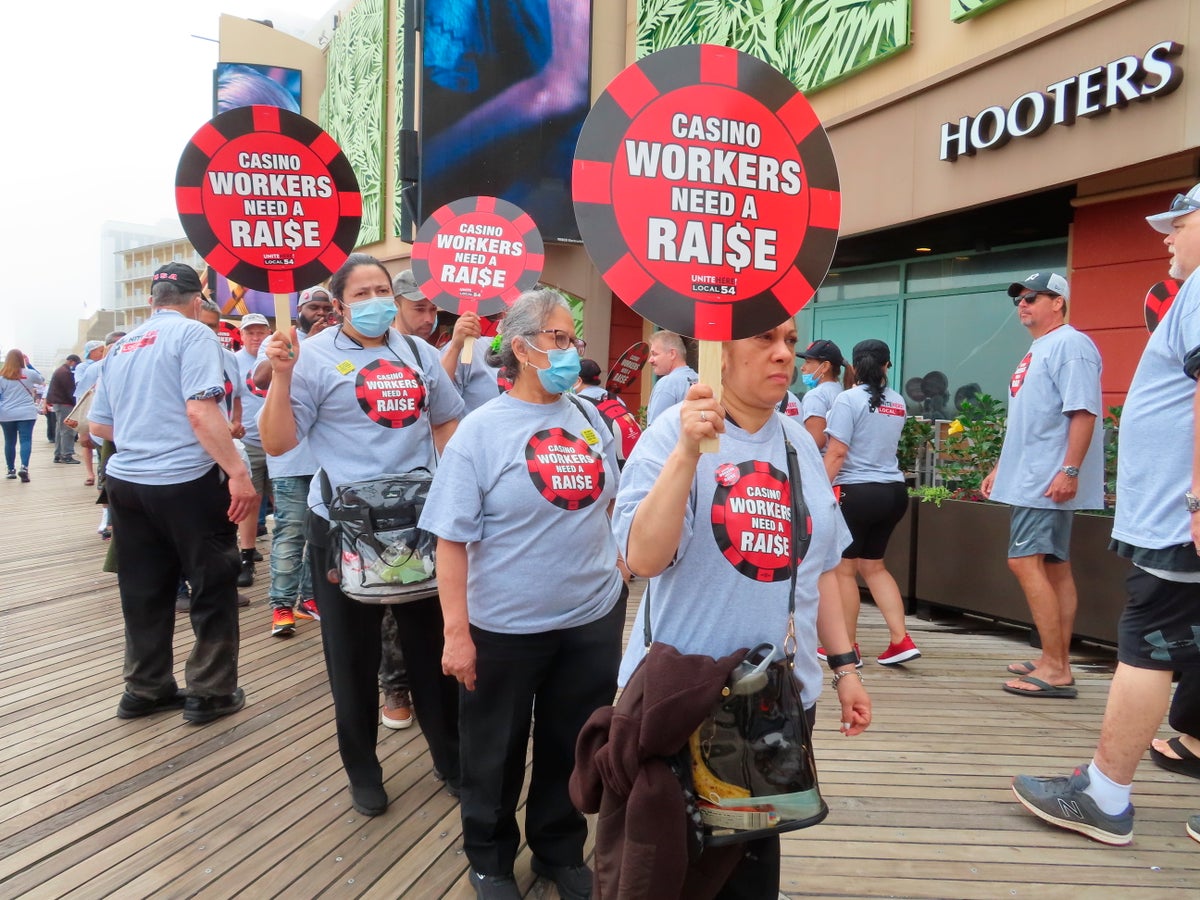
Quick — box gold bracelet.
[831,670,864,689]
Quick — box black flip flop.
[1150,737,1200,779]
[1007,660,1036,675]
[1002,675,1078,699]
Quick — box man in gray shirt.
[981,272,1103,699]
[1012,185,1200,847]
[645,331,697,424]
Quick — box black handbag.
[648,432,827,848]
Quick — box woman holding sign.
[420,289,626,900]
[612,320,871,895]
[259,253,465,817]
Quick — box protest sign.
[176,105,362,331]
[411,196,544,362]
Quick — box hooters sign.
[175,105,362,294]
[573,44,840,340]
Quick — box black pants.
[310,547,461,795]
[460,588,627,876]
[1169,670,1200,736]
[106,466,240,699]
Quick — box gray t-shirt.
[825,385,906,485]
[420,392,623,633]
[1113,271,1200,549]
[254,335,316,479]
[73,359,101,398]
[990,324,1104,510]
[235,348,266,447]
[441,343,503,414]
[613,411,850,709]
[647,365,698,424]
[90,309,227,485]
[801,381,841,424]
[0,368,44,422]
[287,327,465,517]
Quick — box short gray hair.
[487,288,571,379]
[151,281,201,308]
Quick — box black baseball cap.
[152,262,203,293]
[799,339,844,366]
[579,358,602,385]
[852,339,891,365]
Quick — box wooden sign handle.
[460,335,475,364]
[273,294,291,336]
[698,341,722,454]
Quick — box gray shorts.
[244,440,269,496]
[1008,506,1073,561]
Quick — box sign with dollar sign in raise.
[572,43,839,342]
[175,105,362,332]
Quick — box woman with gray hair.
[420,289,627,900]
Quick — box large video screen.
[420,0,592,243]
[213,62,302,116]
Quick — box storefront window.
[900,243,1066,418]
[815,264,900,303]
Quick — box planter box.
[912,500,1127,646]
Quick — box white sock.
[1084,760,1132,815]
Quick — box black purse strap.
[642,416,809,659]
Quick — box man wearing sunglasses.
[981,271,1103,700]
[1012,183,1200,847]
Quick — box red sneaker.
[294,598,320,621]
[877,634,921,666]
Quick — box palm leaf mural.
[638,0,912,93]
[951,0,1012,22]
[392,0,407,237]
[320,0,386,246]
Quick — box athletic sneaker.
[5,469,14,479]
[294,598,320,621]
[17,468,29,483]
[272,607,296,637]
[816,643,863,668]
[469,869,521,900]
[1188,815,1200,845]
[877,634,921,665]
[382,689,414,730]
[1011,765,1134,845]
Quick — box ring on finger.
[700,410,708,422]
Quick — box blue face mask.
[801,372,820,390]
[346,296,396,338]
[528,345,582,394]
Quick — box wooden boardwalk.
[2,444,1198,898]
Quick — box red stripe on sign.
[693,305,732,341]
[607,254,655,305]
[525,252,545,272]
[252,105,282,133]
[318,245,349,271]
[458,298,479,315]
[339,191,363,216]
[776,268,817,313]
[808,189,840,231]
[192,122,227,158]
[500,285,522,304]
[700,44,738,87]
[476,196,497,214]
[609,64,660,118]
[208,245,240,273]
[311,131,341,164]
[433,205,455,227]
[572,160,612,204]
[777,92,820,144]
[411,242,429,261]
[175,187,203,215]
[268,270,294,294]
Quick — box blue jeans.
[268,475,313,609]
[2,419,35,470]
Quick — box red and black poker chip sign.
[524,428,605,510]
[573,44,840,341]
[606,340,650,395]
[1145,279,1181,333]
[355,359,426,429]
[175,105,362,295]
[411,196,545,317]
[710,460,808,582]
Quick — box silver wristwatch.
[1060,465,1079,478]
[1186,490,1200,513]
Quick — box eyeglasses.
[1169,193,1200,214]
[534,329,586,352]
[1013,292,1046,306]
